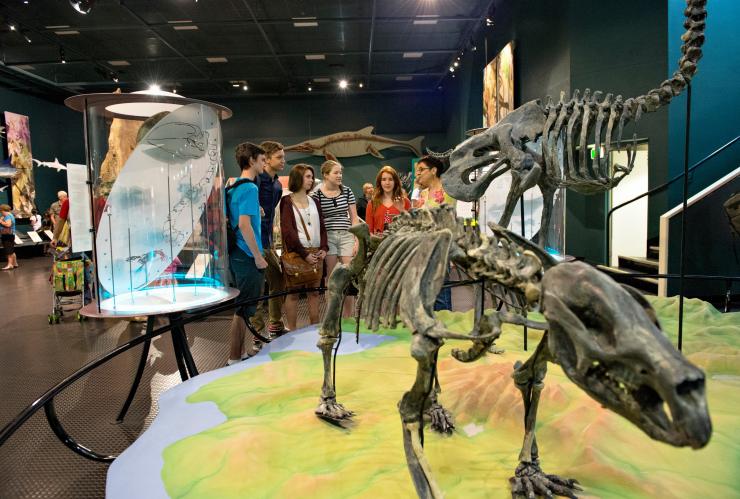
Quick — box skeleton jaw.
[582,358,711,449]
[442,135,508,202]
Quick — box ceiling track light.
[242,84,248,91]
[338,79,348,90]
[69,0,95,14]
[9,23,16,31]
[59,46,66,64]
[308,85,313,92]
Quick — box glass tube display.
[66,92,233,314]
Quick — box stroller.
[48,247,88,324]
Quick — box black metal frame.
[603,84,739,350]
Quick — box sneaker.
[241,342,262,360]
[267,324,290,339]
[226,358,241,366]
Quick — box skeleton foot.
[488,344,505,354]
[315,396,354,423]
[509,461,582,499]
[426,402,455,435]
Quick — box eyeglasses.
[416,166,430,173]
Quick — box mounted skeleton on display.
[435,0,706,250]
[315,1,710,497]
[317,206,711,498]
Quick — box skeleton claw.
[510,461,582,499]
[426,402,455,435]
[315,397,354,423]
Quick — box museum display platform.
[108,297,739,498]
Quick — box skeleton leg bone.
[316,263,355,422]
[510,334,582,498]
[399,332,446,499]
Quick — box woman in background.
[0,204,17,270]
[314,160,359,317]
[280,164,328,330]
[366,165,410,235]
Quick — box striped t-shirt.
[313,186,356,231]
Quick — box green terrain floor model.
[160,296,739,498]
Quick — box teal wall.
[666,0,740,296]
[567,0,668,263]
[215,92,449,197]
[0,88,84,215]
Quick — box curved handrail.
[0,287,322,453]
[605,135,740,264]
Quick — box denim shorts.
[229,248,265,320]
[326,230,355,257]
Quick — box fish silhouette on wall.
[285,126,424,160]
[32,158,67,172]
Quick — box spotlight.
[172,88,178,94]
[9,24,16,31]
[449,66,455,73]
[308,86,313,92]
[148,83,161,92]
[60,46,66,64]
[69,0,95,14]
[112,74,119,83]
[453,61,459,68]
[24,34,31,44]
[242,84,248,91]
[338,79,348,89]
[232,83,239,87]
[472,45,477,51]
[359,82,364,88]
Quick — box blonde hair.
[0,204,11,212]
[320,160,342,177]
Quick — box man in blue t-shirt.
[252,140,288,337]
[227,142,267,365]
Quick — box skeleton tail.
[544,0,706,193]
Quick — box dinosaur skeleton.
[315,2,711,495]
[436,0,706,249]
[317,206,711,497]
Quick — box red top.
[365,197,411,234]
[59,198,70,220]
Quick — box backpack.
[225,178,254,253]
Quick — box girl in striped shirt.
[314,160,360,316]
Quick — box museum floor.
[1,255,738,499]
[0,254,480,498]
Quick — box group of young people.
[224,140,455,365]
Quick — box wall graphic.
[4,112,35,216]
[482,42,514,128]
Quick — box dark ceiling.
[0,0,493,100]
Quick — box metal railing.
[605,135,739,266]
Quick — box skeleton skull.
[442,101,546,202]
[542,262,711,449]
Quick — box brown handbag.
[281,198,321,288]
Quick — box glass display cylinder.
[66,92,234,315]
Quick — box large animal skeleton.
[437,0,706,249]
[317,206,711,497]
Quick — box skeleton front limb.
[510,334,582,498]
[399,332,446,499]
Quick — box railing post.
[677,83,692,352]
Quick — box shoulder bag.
[281,197,320,288]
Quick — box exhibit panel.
[65,92,234,315]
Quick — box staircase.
[597,245,659,294]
